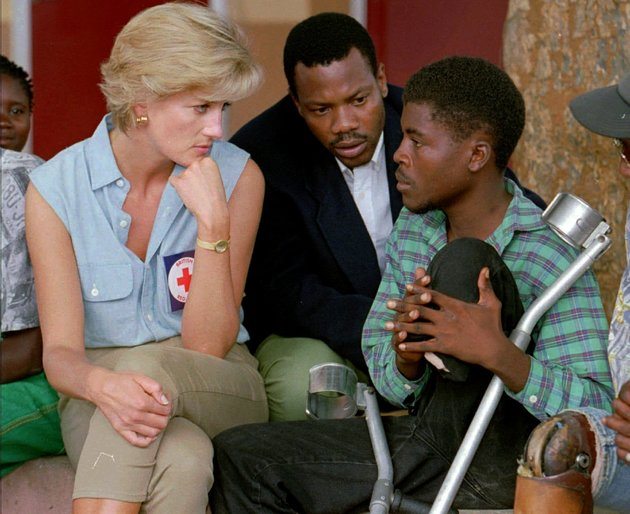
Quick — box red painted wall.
[32,0,163,159]
[31,0,509,159]
[367,0,510,88]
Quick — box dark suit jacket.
[231,86,545,371]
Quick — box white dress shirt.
[336,133,393,273]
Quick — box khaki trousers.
[59,337,267,513]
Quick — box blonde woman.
[25,3,267,513]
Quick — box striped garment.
[362,179,614,420]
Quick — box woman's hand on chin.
[170,156,230,239]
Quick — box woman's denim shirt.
[30,115,250,348]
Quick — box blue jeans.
[210,239,538,513]
[577,407,630,513]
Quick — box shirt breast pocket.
[78,263,135,344]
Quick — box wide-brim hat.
[569,73,630,139]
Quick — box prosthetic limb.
[514,412,596,514]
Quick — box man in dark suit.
[233,12,544,421]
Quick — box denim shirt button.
[116,179,124,188]
[119,219,128,228]
[91,288,99,297]
[528,394,538,404]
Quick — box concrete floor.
[0,456,624,514]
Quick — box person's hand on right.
[89,368,172,447]
[604,380,630,463]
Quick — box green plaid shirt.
[362,180,613,420]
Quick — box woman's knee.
[145,418,214,512]
[112,346,173,388]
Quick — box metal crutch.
[307,192,612,514]
[307,363,447,514]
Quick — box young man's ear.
[468,140,492,172]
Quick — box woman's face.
[140,89,227,167]
[0,74,31,152]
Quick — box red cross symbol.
[177,267,192,292]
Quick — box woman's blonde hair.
[100,2,261,131]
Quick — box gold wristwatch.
[196,237,230,253]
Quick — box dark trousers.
[210,239,539,513]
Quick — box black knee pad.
[416,238,525,382]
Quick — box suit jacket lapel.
[305,156,382,296]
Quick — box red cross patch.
[164,250,195,311]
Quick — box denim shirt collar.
[85,115,124,191]
[85,114,186,191]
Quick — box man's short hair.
[403,56,525,170]
[283,12,377,99]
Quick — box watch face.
[215,240,229,253]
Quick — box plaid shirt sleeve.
[362,225,432,407]
[500,190,614,420]
[505,267,613,420]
